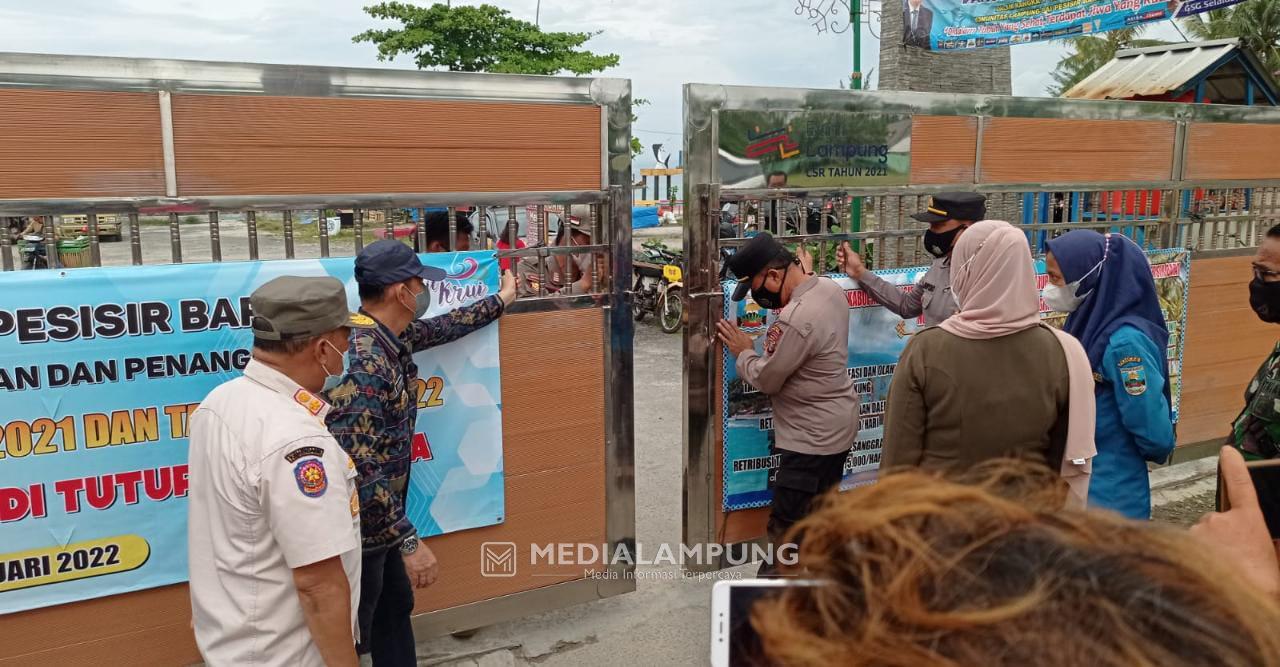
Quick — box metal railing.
[0,191,620,309]
[708,182,1280,277]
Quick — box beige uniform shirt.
[188,360,361,667]
[856,255,956,327]
[735,276,860,456]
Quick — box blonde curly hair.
[751,461,1280,667]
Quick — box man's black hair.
[764,248,796,270]
[1268,224,1280,239]
[424,211,474,248]
[358,281,390,302]
[766,171,787,183]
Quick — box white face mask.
[1043,282,1083,313]
[1044,255,1105,313]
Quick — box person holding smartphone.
[1044,230,1176,519]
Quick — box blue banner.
[0,252,504,614]
[902,0,1244,51]
[721,249,1189,512]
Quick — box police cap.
[911,192,987,224]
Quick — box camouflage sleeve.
[403,295,504,352]
[324,364,416,545]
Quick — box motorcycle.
[19,234,50,270]
[632,241,684,334]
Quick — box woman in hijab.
[882,220,1096,506]
[1044,230,1175,519]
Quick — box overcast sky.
[0,0,1188,167]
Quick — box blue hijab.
[1045,230,1170,391]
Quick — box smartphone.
[710,578,822,667]
[1217,457,1280,539]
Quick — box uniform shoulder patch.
[294,389,325,416]
[1117,355,1143,368]
[350,313,376,327]
[284,446,325,463]
[1122,365,1148,396]
[764,323,784,355]
[294,459,328,497]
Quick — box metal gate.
[681,83,1280,565]
[0,53,634,663]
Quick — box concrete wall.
[877,4,1013,95]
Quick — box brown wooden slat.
[0,584,195,663]
[171,94,602,195]
[0,621,200,667]
[1179,255,1276,445]
[1185,123,1280,181]
[910,116,977,185]
[980,118,1175,184]
[0,89,166,198]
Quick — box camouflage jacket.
[325,296,504,548]
[1234,341,1280,460]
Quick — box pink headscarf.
[941,220,1097,507]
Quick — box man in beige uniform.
[188,276,375,667]
[716,234,859,567]
[837,192,987,327]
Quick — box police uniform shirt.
[855,255,956,326]
[188,359,361,666]
[735,276,860,456]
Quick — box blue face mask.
[320,339,348,391]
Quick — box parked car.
[57,214,122,241]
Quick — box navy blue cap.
[354,240,447,287]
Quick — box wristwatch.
[399,535,419,555]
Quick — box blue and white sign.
[0,252,504,614]
[900,0,1244,51]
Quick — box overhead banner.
[721,248,1189,512]
[718,110,911,189]
[902,0,1246,51]
[0,252,505,615]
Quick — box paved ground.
[413,322,740,667]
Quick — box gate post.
[683,182,721,565]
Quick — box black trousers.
[760,447,848,576]
[357,545,417,666]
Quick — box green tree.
[631,98,650,158]
[353,2,620,75]
[1182,0,1280,74]
[1048,28,1168,96]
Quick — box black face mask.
[752,267,789,310]
[1250,277,1280,323]
[923,226,963,259]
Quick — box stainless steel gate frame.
[682,83,1280,568]
[0,53,635,635]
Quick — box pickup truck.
[57,214,122,241]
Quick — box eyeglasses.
[1255,266,1280,282]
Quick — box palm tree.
[1182,0,1280,75]
[1048,27,1170,96]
